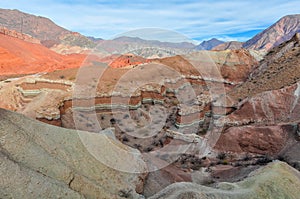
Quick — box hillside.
[95,36,196,58]
[229,33,300,103]
[213,41,243,50]
[243,14,300,50]
[0,9,70,45]
[0,30,86,75]
[0,108,146,198]
[0,8,95,50]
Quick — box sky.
[0,0,299,43]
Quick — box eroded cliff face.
[2,35,299,165]
[0,49,262,193]
[0,48,257,127]
[0,26,40,44]
[211,33,300,157]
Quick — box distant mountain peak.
[195,38,224,50]
[208,38,222,42]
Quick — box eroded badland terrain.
[0,8,300,199]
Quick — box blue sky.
[0,0,299,43]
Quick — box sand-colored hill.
[0,108,146,198]
[149,161,300,199]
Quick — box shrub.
[217,152,226,160]
[221,160,229,165]
[118,189,132,198]
[242,153,251,161]
[255,155,272,165]
[144,147,153,152]
[133,144,142,149]
[234,162,242,167]
[277,155,286,161]
[110,118,116,125]
[121,136,129,142]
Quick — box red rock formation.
[214,34,300,156]
[215,125,291,154]
[217,81,300,157]
[109,54,150,68]
[227,83,300,125]
[154,50,258,84]
[0,32,87,75]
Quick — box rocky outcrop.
[226,82,300,125]
[0,108,147,198]
[215,125,292,154]
[0,26,40,44]
[243,14,300,50]
[49,32,97,54]
[109,54,150,68]
[213,80,300,156]
[148,161,300,199]
[212,34,300,156]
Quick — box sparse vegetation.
[217,152,226,160]
[121,136,129,142]
[242,153,251,161]
[255,155,272,165]
[110,118,116,125]
[144,147,153,152]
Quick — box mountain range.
[1,8,299,56]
